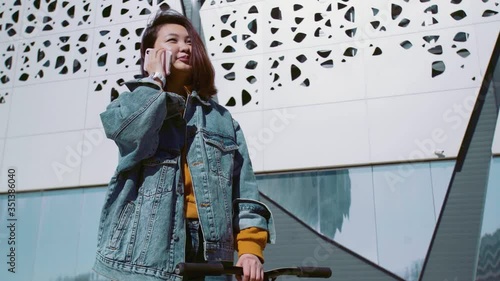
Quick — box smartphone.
[144,48,172,76]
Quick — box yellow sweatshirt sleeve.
[235,227,268,262]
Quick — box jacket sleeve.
[232,119,276,244]
[100,82,167,173]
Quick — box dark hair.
[140,8,217,97]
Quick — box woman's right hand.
[144,48,167,77]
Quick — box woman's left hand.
[236,254,264,281]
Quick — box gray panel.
[260,196,403,281]
[420,35,500,281]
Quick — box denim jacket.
[93,79,276,281]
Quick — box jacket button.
[173,234,179,241]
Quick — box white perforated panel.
[91,21,146,76]
[201,0,499,112]
[200,0,499,169]
[0,43,16,88]
[0,0,184,191]
[86,72,136,129]
[14,31,93,85]
[0,89,10,139]
[19,0,96,36]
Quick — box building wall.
[200,0,500,172]
[0,1,499,281]
[0,1,499,192]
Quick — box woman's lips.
[178,56,190,64]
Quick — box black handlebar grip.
[175,263,225,276]
[297,267,332,278]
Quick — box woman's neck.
[166,72,191,97]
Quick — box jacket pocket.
[202,129,238,180]
[108,201,135,250]
[139,152,178,196]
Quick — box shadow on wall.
[257,169,351,239]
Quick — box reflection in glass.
[258,169,355,239]
[318,169,351,238]
[372,162,436,280]
[476,157,500,281]
[258,168,384,264]
[322,167,378,264]
[258,172,320,231]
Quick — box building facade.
[0,1,499,280]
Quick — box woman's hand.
[236,254,264,281]
[145,48,167,77]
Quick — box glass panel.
[258,167,378,264]
[429,160,455,219]
[373,162,436,280]
[32,189,83,281]
[258,172,319,231]
[0,192,43,281]
[476,157,500,281]
[321,167,378,264]
[75,187,108,280]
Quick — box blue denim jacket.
[93,79,276,281]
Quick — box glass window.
[429,160,455,219]
[75,187,108,279]
[319,167,378,264]
[32,189,84,281]
[0,192,43,281]
[258,172,319,231]
[476,157,500,280]
[480,157,500,236]
[372,162,436,280]
[258,167,379,264]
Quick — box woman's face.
[153,23,192,75]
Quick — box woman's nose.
[178,42,190,53]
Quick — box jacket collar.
[121,78,212,107]
[189,89,212,107]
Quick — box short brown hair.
[140,8,217,98]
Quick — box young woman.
[93,8,275,281]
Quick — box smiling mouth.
[178,56,190,63]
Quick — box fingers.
[236,254,264,281]
[236,257,243,281]
[145,48,166,75]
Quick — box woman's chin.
[172,62,192,72]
